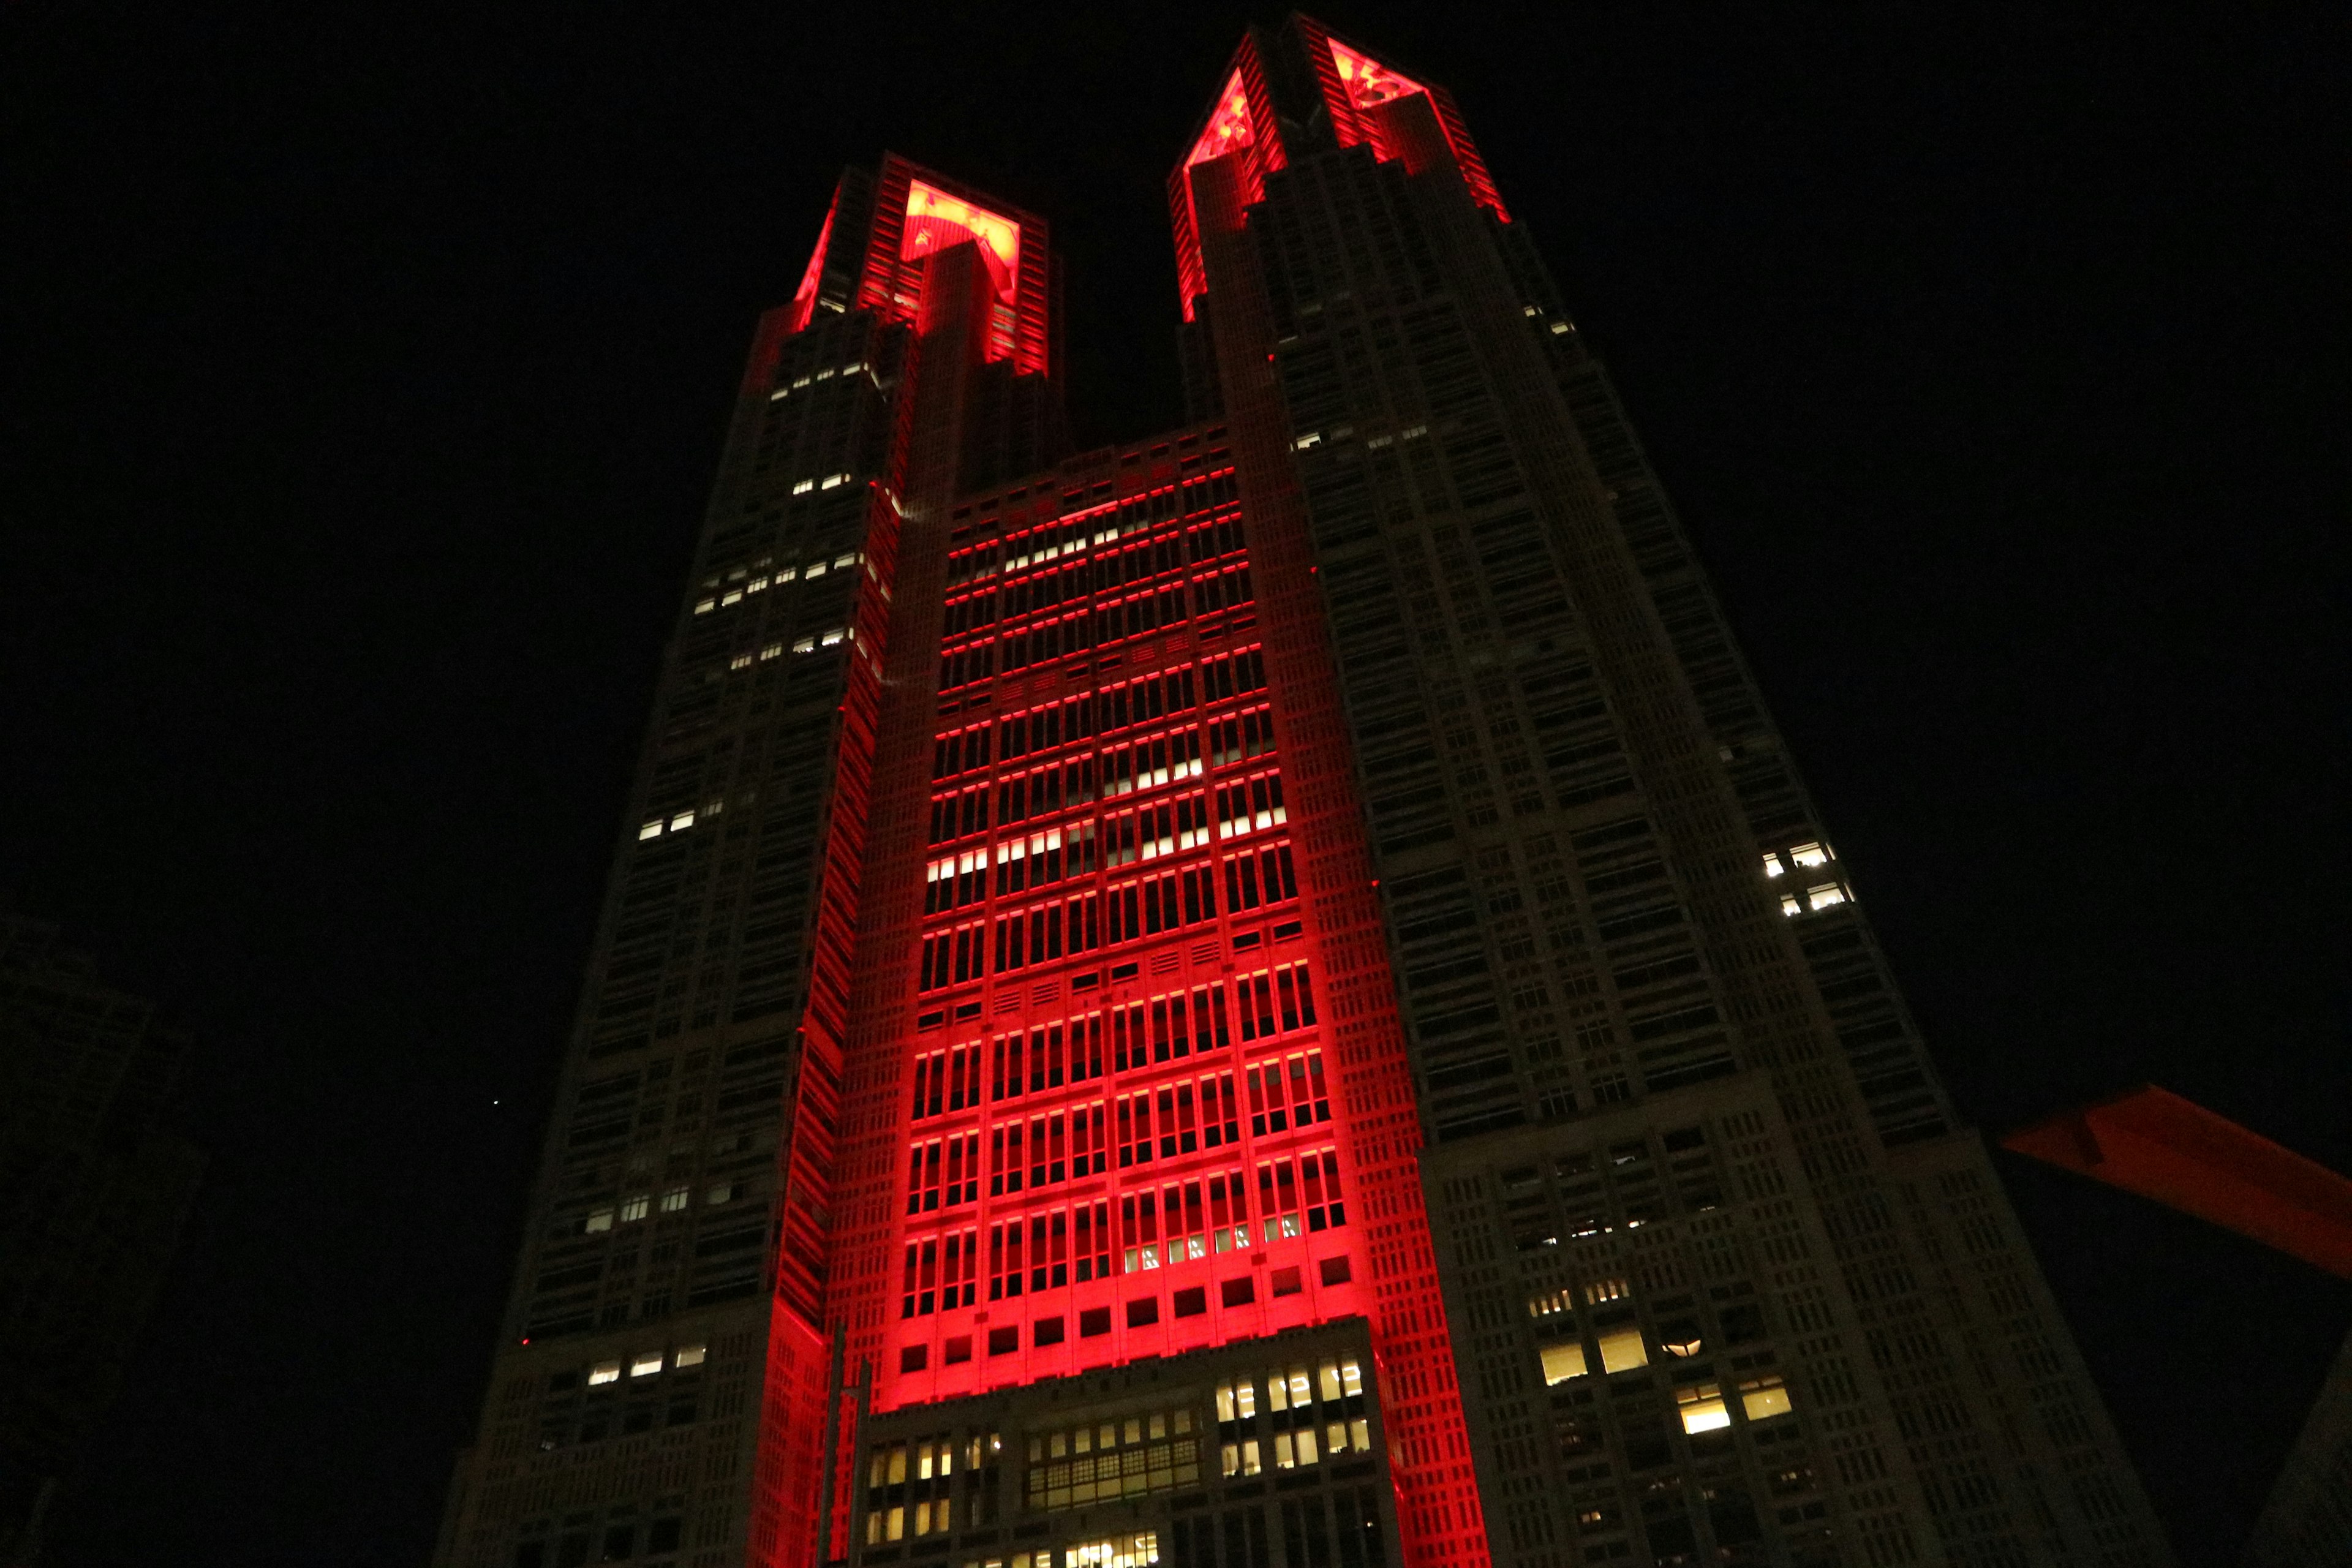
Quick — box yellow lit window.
[584,1208,613,1232]
[1596,1327,1648,1374]
[587,1360,620,1385]
[630,1352,663,1378]
[1539,1341,1588,1384]
[668,811,695,831]
[1790,842,1830,868]
[638,821,663,841]
[1740,1375,1792,1422]
[1806,883,1845,910]
[1760,851,1784,878]
[1676,1383,1729,1433]
[619,1194,649,1223]
[674,1343,706,1367]
[1781,894,1803,917]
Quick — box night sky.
[4,4,2342,1564]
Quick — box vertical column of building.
[1180,75,1497,1568]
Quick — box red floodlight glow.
[1186,70,1255,169]
[1327,39,1422,108]
[901,180,1020,304]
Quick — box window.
[1659,1320,1704,1358]
[1596,1327,1648,1374]
[1806,882,1845,910]
[631,1352,663,1378]
[674,1343,706,1367]
[1740,1374,1792,1421]
[1781,894,1802,918]
[1790,842,1830,868]
[1760,851,1783,878]
[1677,1382,1730,1433]
[706,1183,736,1205]
[588,1360,622,1385]
[1540,1341,1588,1384]
[668,811,695,832]
[585,1208,614,1233]
[638,821,663,841]
[659,1186,689,1213]
[620,1194,650,1223]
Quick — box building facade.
[434,20,2172,1568]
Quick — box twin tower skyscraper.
[433,19,2172,1568]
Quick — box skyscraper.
[434,20,2172,1568]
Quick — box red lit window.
[1074,1199,1114,1281]
[1256,1150,1346,1240]
[901,1228,976,1318]
[1191,562,1254,617]
[1201,1070,1240,1148]
[1208,706,1276,767]
[1116,1091,1155,1169]
[1245,1049,1331,1137]
[1224,841,1299,912]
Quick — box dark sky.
[4,3,2343,1564]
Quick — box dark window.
[944,1336,973,1365]
[1080,1306,1112,1337]
[556,1534,590,1568]
[1034,1316,1065,1346]
[1173,1286,1207,1317]
[899,1344,927,1373]
[1128,1297,1160,1327]
[1221,1276,1255,1308]
[1271,1267,1302,1298]
[601,1525,636,1562]
[1318,1256,1352,1286]
[989,1326,1019,1355]
[646,1520,683,1555]
[516,1545,547,1568]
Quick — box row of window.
[938,567,1254,692]
[900,1151,1349,1317]
[916,842,1298,989]
[908,974,1316,1131]
[691,549,863,614]
[942,519,1245,636]
[894,1256,1353,1373]
[944,468,1238,588]
[931,650,1267,782]
[560,1341,707,1389]
[563,1182,740,1234]
[929,709,1277,845]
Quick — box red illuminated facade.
[439,19,2176,1568]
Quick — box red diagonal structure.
[2003,1084,2352,1278]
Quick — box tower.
[435,20,2172,1568]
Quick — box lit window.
[1400,424,1428,439]
[792,376,811,388]
[793,479,814,494]
[1521,304,1538,317]
[1540,1341,1588,1384]
[805,560,827,578]
[821,472,846,489]
[707,1182,736,1205]
[620,1194,650,1223]
[1292,432,1321,450]
[778,564,800,582]
[721,590,742,606]
[834,551,858,568]
[760,643,782,660]
[816,367,835,380]
[793,638,815,654]
[1585,1277,1630,1304]
[585,1208,614,1232]
[693,598,715,615]
[659,1185,690,1213]
[1676,1383,1730,1433]
[1781,895,1803,918]
[1550,320,1570,335]
[674,1343,707,1368]
[1659,1323,1705,1358]
[669,811,695,831]
[587,1360,621,1385]
[730,654,752,670]
[748,576,769,592]
[769,386,788,400]
[820,629,844,647]
[1596,1327,1648,1374]
[843,361,863,375]
[638,821,663,841]
[631,1352,663,1378]
[1790,842,1830,868]
[1761,852,1784,878]
[1806,883,1845,911]
[1740,1374,1792,1421]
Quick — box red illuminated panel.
[1296,18,1510,221]
[786,187,839,333]
[1168,43,1285,321]
[1327,38,1423,107]
[1186,69,1255,170]
[901,179,1021,304]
